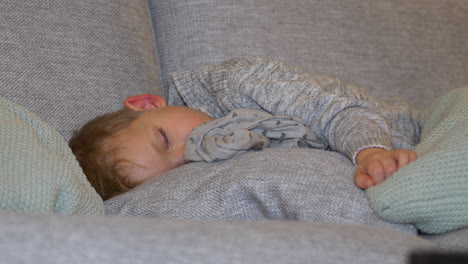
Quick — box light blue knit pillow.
[0,98,104,215]
[367,87,468,234]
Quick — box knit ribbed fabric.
[0,98,104,215]
[367,87,468,234]
[168,57,421,164]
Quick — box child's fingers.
[394,149,410,169]
[354,169,375,189]
[379,157,397,179]
[354,149,418,189]
[366,159,386,184]
[393,149,417,169]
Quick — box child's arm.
[354,148,417,189]
[169,57,419,174]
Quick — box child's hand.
[354,148,417,189]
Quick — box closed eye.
[158,128,170,150]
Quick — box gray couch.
[1,0,468,263]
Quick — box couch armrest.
[0,212,435,264]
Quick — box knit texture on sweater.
[168,57,421,164]
[367,87,468,234]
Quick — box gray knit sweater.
[168,57,421,164]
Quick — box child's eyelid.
[157,127,170,150]
[150,126,168,151]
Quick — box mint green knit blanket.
[0,98,104,215]
[367,87,468,234]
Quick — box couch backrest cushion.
[149,0,468,111]
[0,0,162,141]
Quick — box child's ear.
[124,94,167,111]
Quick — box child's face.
[113,106,214,184]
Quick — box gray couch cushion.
[423,229,468,251]
[0,0,162,141]
[0,212,435,264]
[105,148,416,233]
[149,0,468,110]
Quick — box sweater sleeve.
[213,58,395,164]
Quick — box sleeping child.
[69,57,420,200]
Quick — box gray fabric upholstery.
[1,0,467,261]
[149,0,468,110]
[423,229,468,251]
[0,0,162,141]
[105,148,416,234]
[0,212,435,264]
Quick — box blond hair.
[69,108,144,200]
